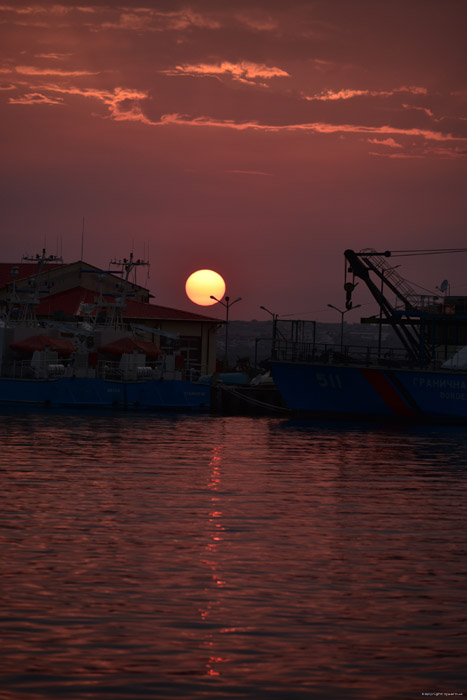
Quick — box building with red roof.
[0,258,222,375]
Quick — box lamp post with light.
[327,303,361,351]
[210,295,242,370]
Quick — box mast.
[20,248,63,323]
[108,253,150,327]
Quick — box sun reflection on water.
[197,445,231,679]
[0,413,466,698]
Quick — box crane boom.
[344,249,428,363]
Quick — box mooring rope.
[218,383,291,413]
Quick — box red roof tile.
[35,286,221,322]
[0,262,64,288]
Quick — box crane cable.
[390,248,467,257]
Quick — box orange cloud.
[7,75,465,160]
[368,138,403,148]
[34,52,72,60]
[99,8,221,32]
[167,61,289,83]
[157,113,465,144]
[15,65,97,76]
[101,12,155,32]
[35,83,151,122]
[160,8,221,30]
[234,12,278,31]
[307,88,369,101]
[305,86,428,101]
[0,4,94,15]
[402,103,434,117]
[0,5,46,14]
[369,151,424,159]
[9,91,63,105]
[304,122,461,143]
[22,83,461,150]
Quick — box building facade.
[0,258,221,376]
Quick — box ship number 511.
[316,372,342,389]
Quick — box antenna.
[20,248,63,322]
[146,240,150,286]
[437,279,450,295]
[81,217,85,260]
[108,252,150,327]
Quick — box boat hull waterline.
[272,362,467,421]
[0,377,210,411]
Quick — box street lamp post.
[254,337,267,373]
[210,294,242,370]
[328,303,361,351]
[260,305,278,356]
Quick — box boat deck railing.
[1,357,205,382]
[1,358,73,380]
[98,359,201,381]
[272,340,429,369]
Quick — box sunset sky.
[1,0,466,321]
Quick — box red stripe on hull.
[360,369,416,417]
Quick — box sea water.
[1,411,466,700]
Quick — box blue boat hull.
[0,377,210,411]
[272,361,467,421]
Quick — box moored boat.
[271,247,467,422]
[0,250,211,411]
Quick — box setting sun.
[185,269,226,306]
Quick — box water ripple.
[0,412,466,699]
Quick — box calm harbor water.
[0,411,466,700]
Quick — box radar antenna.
[107,253,150,327]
